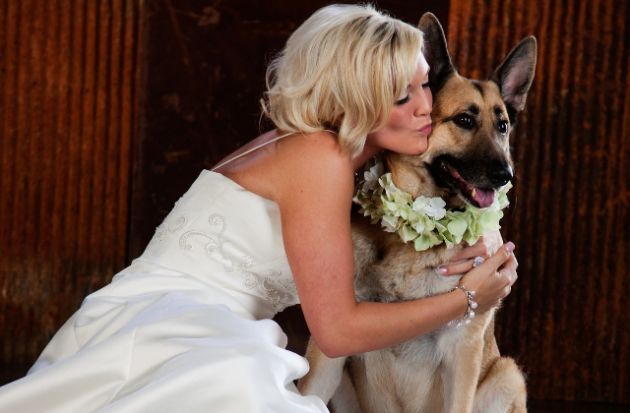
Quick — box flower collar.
[353,158,512,251]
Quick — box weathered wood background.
[446,0,629,403]
[0,0,627,405]
[0,0,141,382]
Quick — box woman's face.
[365,57,433,156]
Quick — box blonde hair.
[261,4,425,157]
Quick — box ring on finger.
[472,256,485,267]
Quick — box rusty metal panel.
[0,0,141,383]
[448,0,629,403]
[2,0,627,406]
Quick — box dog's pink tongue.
[448,166,496,208]
[471,187,495,208]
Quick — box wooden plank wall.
[447,0,629,403]
[1,0,628,406]
[0,0,141,383]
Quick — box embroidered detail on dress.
[155,216,188,242]
[179,213,298,312]
[179,214,256,272]
[243,270,299,312]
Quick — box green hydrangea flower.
[354,160,512,251]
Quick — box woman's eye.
[497,120,509,134]
[395,95,410,106]
[453,114,475,130]
[422,81,431,89]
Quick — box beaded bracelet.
[448,285,478,328]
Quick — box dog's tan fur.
[298,14,537,413]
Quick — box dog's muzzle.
[487,163,514,187]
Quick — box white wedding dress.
[0,170,329,412]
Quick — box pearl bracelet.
[448,285,478,328]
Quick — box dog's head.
[385,13,537,209]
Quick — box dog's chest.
[392,324,468,365]
[352,235,476,403]
[355,236,463,302]
[356,327,469,410]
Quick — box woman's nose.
[414,89,433,117]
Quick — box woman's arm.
[274,133,514,358]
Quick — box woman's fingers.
[449,230,504,262]
[438,241,515,276]
[437,259,475,275]
[484,241,515,271]
[453,242,518,312]
[449,237,490,262]
[494,251,518,299]
[499,253,519,286]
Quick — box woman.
[0,4,517,412]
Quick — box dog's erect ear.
[492,36,537,121]
[418,12,455,93]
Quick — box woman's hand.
[458,242,518,312]
[437,231,519,313]
[436,230,504,276]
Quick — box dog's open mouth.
[429,157,497,208]
[445,163,495,208]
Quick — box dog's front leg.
[298,339,347,404]
[440,327,485,413]
[473,356,527,413]
[330,367,363,413]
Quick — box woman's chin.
[407,137,428,155]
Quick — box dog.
[298,13,537,413]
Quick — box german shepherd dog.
[298,13,537,413]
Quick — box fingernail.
[505,242,515,252]
[436,266,448,275]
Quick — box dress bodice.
[127,170,299,319]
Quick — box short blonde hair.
[262,4,425,157]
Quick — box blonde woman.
[0,4,517,412]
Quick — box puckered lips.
[428,156,499,208]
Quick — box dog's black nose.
[489,165,513,186]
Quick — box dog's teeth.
[471,188,476,198]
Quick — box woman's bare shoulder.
[272,131,355,203]
[277,130,342,154]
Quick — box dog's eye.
[453,114,475,130]
[497,120,509,135]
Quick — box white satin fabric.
[0,171,328,413]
